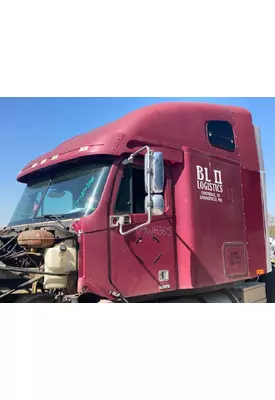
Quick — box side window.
[115,165,132,213]
[206,120,235,152]
[115,165,146,214]
[132,167,146,213]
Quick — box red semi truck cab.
[0,102,271,302]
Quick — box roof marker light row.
[20,146,90,174]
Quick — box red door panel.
[109,163,177,298]
[110,216,176,297]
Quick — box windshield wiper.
[31,179,52,220]
[32,214,76,238]
[42,214,68,231]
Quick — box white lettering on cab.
[196,165,223,203]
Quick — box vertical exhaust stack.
[253,125,271,273]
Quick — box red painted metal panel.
[223,244,247,277]
[241,169,267,275]
[108,164,177,297]
[18,102,244,182]
[175,149,248,289]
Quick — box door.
[109,161,177,298]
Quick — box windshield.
[9,163,111,226]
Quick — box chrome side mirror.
[144,151,164,194]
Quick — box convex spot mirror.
[145,194,164,216]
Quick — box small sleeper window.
[206,120,235,152]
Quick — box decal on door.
[196,165,223,203]
[136,226,172,236]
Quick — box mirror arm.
[122,146,150,165]
[119,209,152,236]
